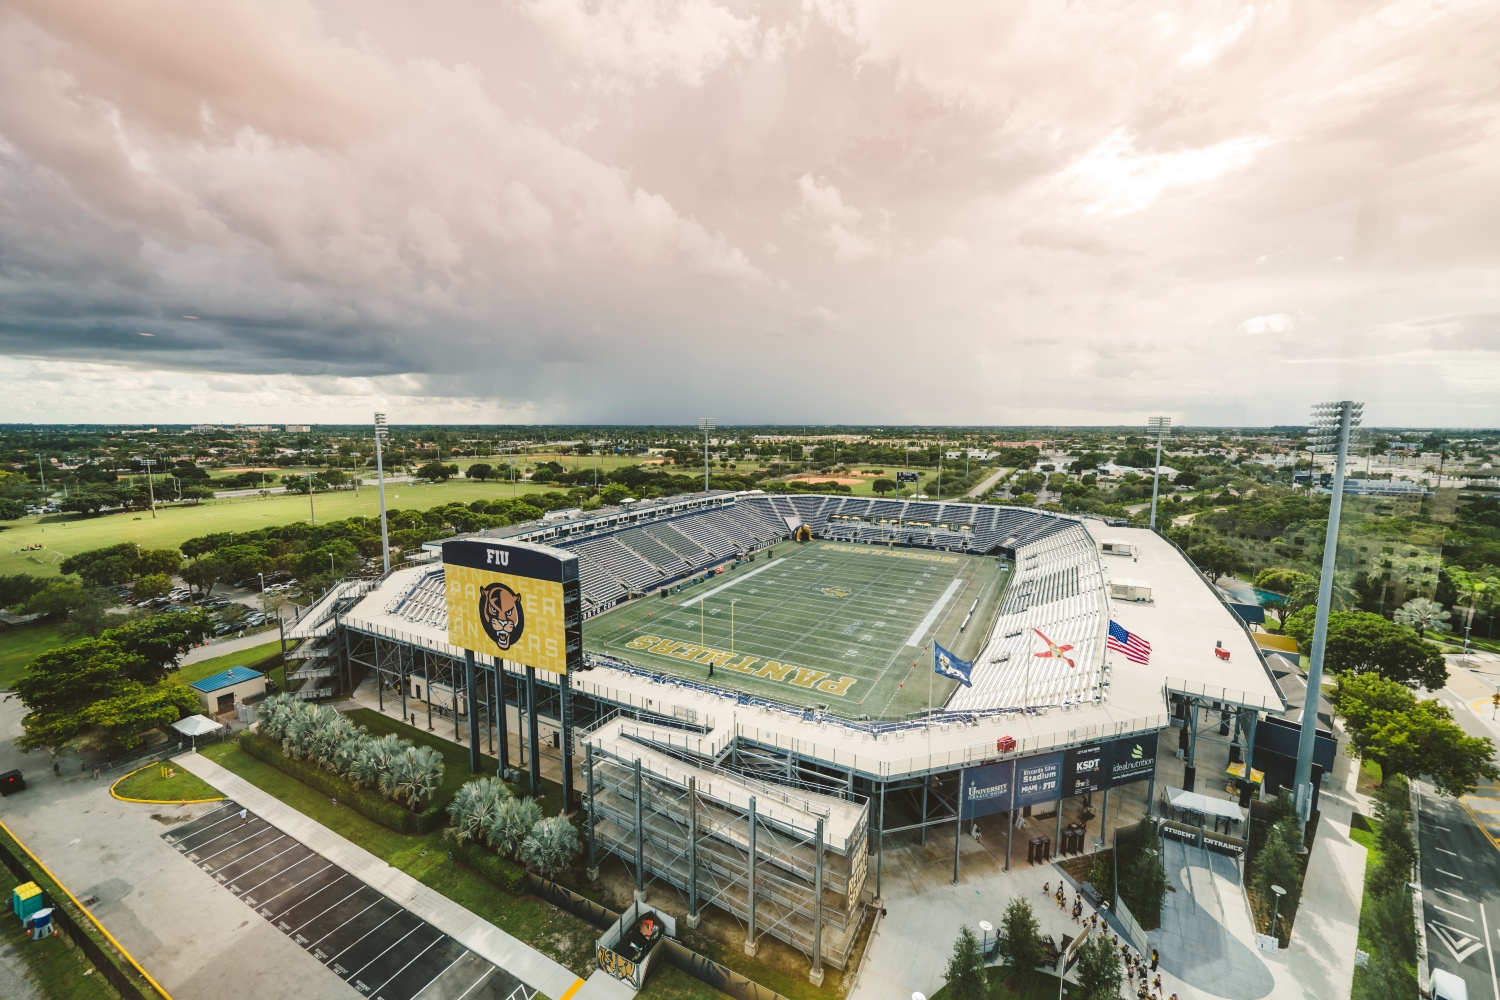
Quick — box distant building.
[286,424,312,434]
[190,666,266,716]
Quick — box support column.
[465,649,481,774]
[453,656,461,742]
[526,666,541,796]
[1244,710,1260,802]
[560,679,574,813]
[875,780,885,900]
[400,645,408,723]
[375,639,383,712]
[952,768,964,885]
[920,776,929,846]
[810,817,825,986]
[686,777,700,929]
[424,650,433,731]
[633,758,647,903]
[1098,788,1109,852]
[495,658,510,776]
[745,796,758,957]
[585,743,598,881]
[1188,697,1199,767]
[1056,794,1064,855]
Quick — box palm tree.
[447,777,513,845]
[389,746,444,811]
[1394,597,1451,638]
[486,797,543,858]
[353,734,406,791]
[1449,567,1499,638]
[256,693,302,741]
[521,816,580,881]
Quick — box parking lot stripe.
[199,830,286,870]
[327,910,401,967]
[277,876,358,926]
[212,837,296,880]
[1435,904,1476,922]
[371,933,447,996]
[308,898,385,952]
[238,852,323,900]
[258,862,336,909]
[408,952,468,1000]
[223,843,304,889]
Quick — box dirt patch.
[149,812,197,825]
[788,476,865,486]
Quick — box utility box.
[1108,579,1152,602]
[12,881,43,922]
[1099,540,1136,558]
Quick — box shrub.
[943,925,986,1000]
[486,797,543,858]
[447,836,527,895]
[521,816,580,881]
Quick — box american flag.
[1107,620,1151,664]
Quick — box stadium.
[285,490,1290,979]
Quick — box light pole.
[374,413,391,575]
[141,457,158,519]
[1147,416,1170,529]
[730,599,738,655]
[1270,884,1286,941]
[305,471,316,524]
[699,418,715,493]
[1293,400,1362,847]
[258,572,266,614]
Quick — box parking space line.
[224,843,303,890]
[259,863,336,910]
[276,877,357,926]
[327,911,401,967]
[212,836,295,879]
[450,967,497,1000]
[238,852,322,900]
[201,832,287,871]
[181,819,266,857]
[309,898,385,952]
[369,935,444,995]
[409,952,470,1000]
[1435,904,1476,922]
[1437,888,1471,902]
[1438,868,1463,879]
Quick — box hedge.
[239,732,446,835]
[448,837,527,895]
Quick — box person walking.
[238,807,249,825]
[1151,948,1159,972]
[1043,880,1051,898]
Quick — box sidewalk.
[174,752,627,1000]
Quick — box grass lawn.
[0,479,571,581]
[196,737,598,981]
[0,914,120,1000]
[177,639,283,686]
[112,762,221,802]
[0,621,67,690]
[583,540,1008,719]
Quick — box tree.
[59,543,139,587]
[182,554,228,595]
[1394,597,1451,638]
[521,816,581,881]
[997,897,1044,987]
[1253,817,1303,941]
[1255,567,1312,595]
[1448,566,1500,634]
[22,580,116,636]
[872,478,896,496]
[85,680,199,753]
[0,573,46,610]
[293,539,361,584]
[102,610,213,677]
[1283,608,1447,689]
[133,573,172,600]
[942,925,987,1000]
[60,488,119,516]
[417,461,453,481]
[13,639,174,751]
[0,498,25,520]
[1073,933,1123,1000]
[1331,672,1499,797]
[216,544,273,584]
[467,463,494,482]
[1186,540,1244,582]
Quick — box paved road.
[1416,678,1500,1000]
[964,467,1011,498]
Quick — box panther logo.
[820,586,852,598]
[479,582,525,650]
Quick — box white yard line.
[905,578,965,648]
[680,558,781,607]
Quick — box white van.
[1432,968,1469,1000]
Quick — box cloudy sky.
[1,0,1497,427]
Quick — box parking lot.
[164,803,535,1000]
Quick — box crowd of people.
[1042,880,1177,1000]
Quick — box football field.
[582,540,1009,719]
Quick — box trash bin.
[12,881,43,922]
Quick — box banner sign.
[934,642,973,687]
[896,471,919,483]
[443,539,580,674]
[1013,751,1063,808]
[960,760,1015,819]
[1104,732,1158,788]
[1063,743,1106,797]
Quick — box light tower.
[374,412,391,575]
[699,418,715,493]
[1147,416,1171,529]
[1293,400,1363,846]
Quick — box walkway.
[175,753,627,1000]
[965,467,1012,499]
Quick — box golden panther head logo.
[820,586,851,598]
[479,582,525,650]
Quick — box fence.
[0,825,160,1000]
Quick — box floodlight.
[1147,416,1171,433]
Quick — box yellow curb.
[559,978,586,1000]
[109,761,224,806]
[0,817,175,1000]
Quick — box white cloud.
[1237,313,1296,336]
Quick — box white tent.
[1166,788,1245,822]
[171,714,225,746]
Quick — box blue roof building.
[190,666,264,692]
[190,665,266,715]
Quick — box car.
[1432,970,1468,1000]
[0,770,24,796]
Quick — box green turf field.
[0,479,566,580]
[583,541,1009,719]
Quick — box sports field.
[582,540,1009,719]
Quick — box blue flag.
[934,642,973,687]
